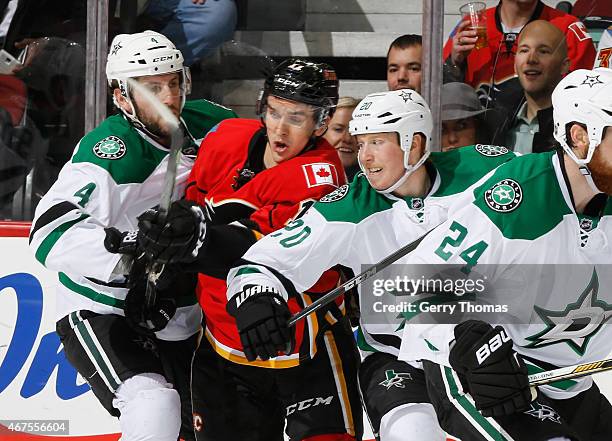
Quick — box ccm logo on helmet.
[286,396,334,415]
[152,56,174,62]
[476,329,511,365]
[275,78,301,88]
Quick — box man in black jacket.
[490,20,569,153]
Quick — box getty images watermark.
[0,420,69,435]
[358,264,608,326]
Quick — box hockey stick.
[127,79,183,309]
[287,226,438,327]
[528,358,612,386]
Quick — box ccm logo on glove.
[234,285,281,308]
[476,328,511,365]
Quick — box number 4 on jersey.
[434,221,488,273]
[73,183,96,207]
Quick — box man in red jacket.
[443,0,596,107]
[136,59,362,441]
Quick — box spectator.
[324,96,360,180]
[143,0,238,66]
[443,0,595,108]
[499,20,569,154]
[387,34,422,92]
[441,82,492,151]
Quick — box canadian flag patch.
[303,163,339,188]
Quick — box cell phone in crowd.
[0,49,22,74]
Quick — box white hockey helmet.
[552,68,612,169]
[349,89,433,194]
[106,31,191,126]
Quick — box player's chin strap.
[579,164,604,194]
[360,151,431,195]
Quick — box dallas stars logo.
[398,90,413,102]
[319,184,349,203]
[93,136,127,160]
[379,369,412,389]
[524,403,561,424]
[475,144,509,157]
[525,270,612,355]
[484,179,522,212]
[111,42,122,55]
[581,75,604,88]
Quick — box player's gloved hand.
[104,227,139,255]
[449,320,534,417]
[226,285,294,361]
[137,200,207,264]
[122,259,179,335]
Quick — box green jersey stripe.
[35,214,89,265]
[60,273,125,309]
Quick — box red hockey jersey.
[186,118,347,368]
[443,1,596,94]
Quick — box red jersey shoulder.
[540,5,591,40]
[279,137,346,190]
[187,119,263,202]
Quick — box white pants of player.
[379,402,446,441]
[378,404,572,441]
[112,373,181,441]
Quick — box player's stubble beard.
[133,100,180,143]
[588,145,612,195]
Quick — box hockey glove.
[122,258,180,335]
[137,200,207,264]
[449,320,534,417]
[227,285,294,362]
[104,227,139,256]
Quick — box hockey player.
[396,68,612,440]
[28,31,236,441]
[224,89,517,440]
[135,59,362,441]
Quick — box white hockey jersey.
[227,145,516,358]
[398,151,612,399]
[29,100,236,340]
[594,25,612,69]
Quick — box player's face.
[264,95,325,166]
[589,127,612,195]
[442,117,477,151]
[131,72,182,137]
[387,45,422,93]
[323,106,358,169]
[357,132,405,190]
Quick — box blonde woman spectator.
[324,96,361,180]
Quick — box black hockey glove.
[449,320,533,417]
[137,200,207,264]
[104,227,139,255]
[122,257,180,335]
[226,285,294,362]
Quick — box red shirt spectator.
[443,0,596,101]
